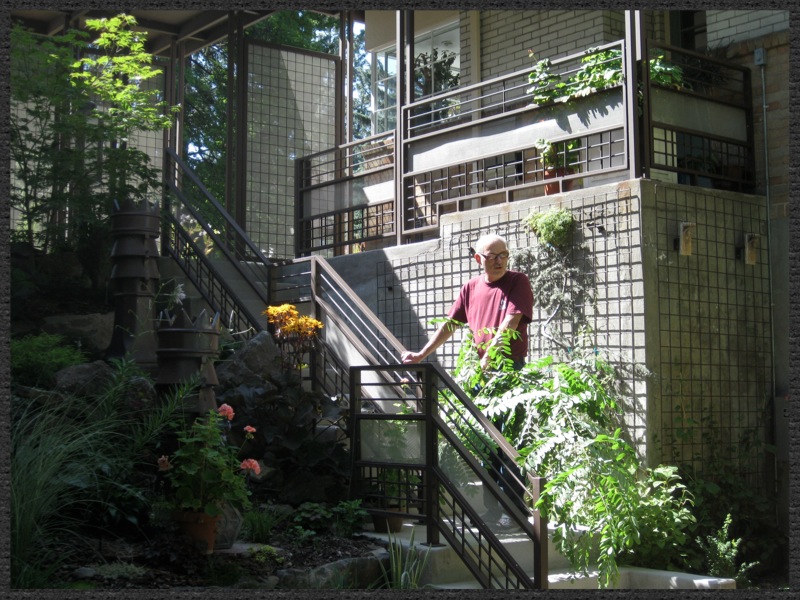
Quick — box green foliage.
[526,55,565,105]
[670,412,783,580]
[527,46,684,107]
[247,10,340,53]
[460,353,694,588]
[163,406,256,516]
[247,544,285,566]
[377,529,431,589]
[523,206,575,248]
[696,514,758,586]
[241,506,290,543]
[10,15,177,288]
[533,137,581,171]
[289,499,366,538]
[330,499,368,538]
[10,361,185,588]
[11,333,86,387]
[224,373,351,505]
[292,501,334,533]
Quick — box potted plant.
[535,138,581,194]
[157,403,261,553]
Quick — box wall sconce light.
[736,233,760,265]
[674,222,695,256]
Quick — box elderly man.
[401,233,534,532]
[401,233,533,370]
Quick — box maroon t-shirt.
[447,270,534,360]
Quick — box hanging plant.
[524,207,575,248]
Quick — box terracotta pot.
[172,511,221,554]
[544,167,574,195]
[372,508,404,533]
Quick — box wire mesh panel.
[652,185,772,488]
[246,42,338,259]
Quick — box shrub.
[11,333,85,387]
[523,207,575,248]
[460,349,695,588]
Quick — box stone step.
[361,521,736,590]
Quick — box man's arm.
[401,320,460,364]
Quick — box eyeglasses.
[476,251,509,261]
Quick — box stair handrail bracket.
[350,362,548,589]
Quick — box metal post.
[624,10,643,180]
[424,364,440,546]
[532,476,548,589]
[394,11,406,247]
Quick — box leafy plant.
[11,333,86,387]
[526,54,565,105]
[330,499,368,538]
[247,544,285,566]
[222,373,351,505]
[460,353,695,588]
[10,16,178,289]
[159,404,260,516]
[292,502,334,533]
[670,411,783,579]
[523,206,575,248]
[241,506,290,543]
[10,361,186,588]
[533,137,581,172]
[527,46,684,108]
[376,529,431,589]
[696,513,758,586]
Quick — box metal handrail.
[162,149,272,337]
[351,363,548,589]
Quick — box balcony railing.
[296,40,754,256]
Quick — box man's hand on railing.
[401,350,424,364]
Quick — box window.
[370,21,460,134]
[371,49,397,134]
[670,11,707,51]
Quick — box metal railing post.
[424,364,440,546]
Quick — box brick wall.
[477,10,625,81]
[706,10,790,47]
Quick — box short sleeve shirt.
[447,270,534,360]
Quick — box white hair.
[474,233,507,254]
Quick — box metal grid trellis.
[654,185,772,486]
[246,42,338,259]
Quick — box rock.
[215,331,281,390]
[73,567,97,579]
[53,360,114,397]
[41,312,114,356]
[123,376,158,411]
[277,555,388,589]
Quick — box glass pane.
[360,419,425,463]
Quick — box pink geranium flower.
[217,403,235,421]
[240,458,261,475]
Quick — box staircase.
[161,148,549,588]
